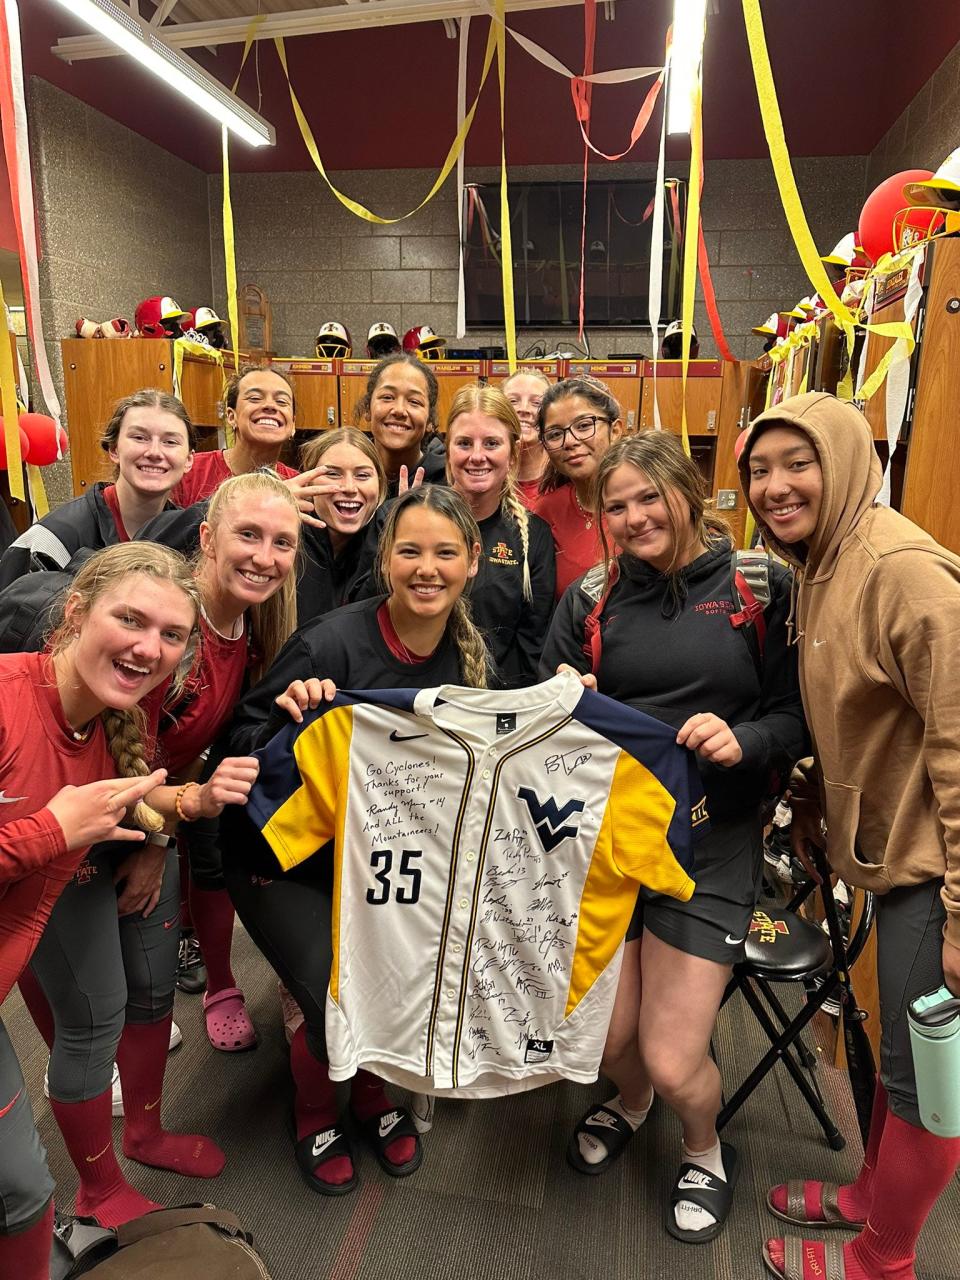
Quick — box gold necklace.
[574,491,594,530]
[70,722,92,743]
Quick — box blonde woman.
[443,385,555,685]
[0,543,202,1280]
[501,367,552,507]
[18,474,298,1225]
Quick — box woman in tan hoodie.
[740,391,960,1280]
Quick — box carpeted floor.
[4,926,958,1280]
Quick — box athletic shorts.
[0,1017,54,1234]
[626,815,763,964]
[876,877,947,1127]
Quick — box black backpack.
[580,549,774,677]
[51,1205,272,1279]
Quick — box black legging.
[224,858,332,1062]
[28,844,179,1102]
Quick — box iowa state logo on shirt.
[487,540,519,567]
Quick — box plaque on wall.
[238,284,273,357]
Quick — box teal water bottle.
[908,986,960,1138]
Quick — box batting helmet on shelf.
[903,148,960,210]
[660,320,699,360]
[189,306,228,349]
[402,325,446,361]
[316,321,352,358]
[135,296,189,339]
[367,321,401,359]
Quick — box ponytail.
[450,597,490,689]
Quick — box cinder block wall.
[209,156,867,365]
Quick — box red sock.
[766,1106,960,1280]
[290,1025,352,1186]
[49,1090,161,1227]
[188,884,237,996]
[17,969,55,1050]
[351,1069,416,1168]
[0,1200,54,1280]
[838,1078,888,1220]
[117,1016,225,1178]
[769,1079,888,1223]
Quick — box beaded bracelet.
[175,781,201,823]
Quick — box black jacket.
[384,444,447,500]
[0,484,134,589]
[227,595,466,759]
[540,540,808,822]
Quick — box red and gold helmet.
[402,325,446,361]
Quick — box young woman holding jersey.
[18,473,298,1227]
[224,485,486,1196]
[541,432,806,1244]
[0,544,200,1280]
[742,394,960,1280]
[532,376,623,598]
[501,368,551,507]
[0,389,196,589]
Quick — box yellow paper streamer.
[275,22,498,225]
[494,0,516,370]
[0,281,23,501]
[679,81,703,457]
[172,338,224,410]
[741,0,857,399]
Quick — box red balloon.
[0,421,30,469]
[19,413,68,466]
[858,171,939,263]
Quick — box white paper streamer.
[647,49,670,431]
[455,16,471,339]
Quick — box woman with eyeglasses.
[501,369,552,508]
[531,378,623,598]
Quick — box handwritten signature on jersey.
[544,749,593,777]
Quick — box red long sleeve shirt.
[0,652,117,1001]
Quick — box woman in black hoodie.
[541,432,806,1244]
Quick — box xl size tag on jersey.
[496,712,517,735]
[524,1037,554,1064]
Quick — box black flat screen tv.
[463,179,685,329]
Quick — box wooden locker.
[269,358,340,432]
[639,359,723,437]
[564,359,642,433]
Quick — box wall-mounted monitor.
[463,179,685,329]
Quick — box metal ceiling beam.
[52,0,589,60]
[149,0,180,23]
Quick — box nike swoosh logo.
[0,790,26,803]
[389,730,428,742]
[0,1089,22,1119]
[162,919,177,930]
[812,638,827,647]
[379,1115,402,1137]
[724,933,746,945]
[144,1097,162,1111]
[678,1176,716,1191]
[312,1132,337,1158]
[86,1143,111,1163]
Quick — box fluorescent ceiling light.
[52,0,275,147]
[667,0,708,136]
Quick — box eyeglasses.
[541,415,608,451]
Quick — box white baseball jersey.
[246,672,706,1098]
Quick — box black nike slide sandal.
[288,1111,358,1197]
[566,1103,638,1176]
[665,1141,739,1244]
[350,1105,423,1177]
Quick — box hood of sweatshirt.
[738,392,882,583]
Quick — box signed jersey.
[246,672,707,1098]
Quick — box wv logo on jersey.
[516,786,585,852]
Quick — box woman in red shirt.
[0,543,204,1280]
[501,368,551,508]
[19,472,299,1228]
[531,377,623,598]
